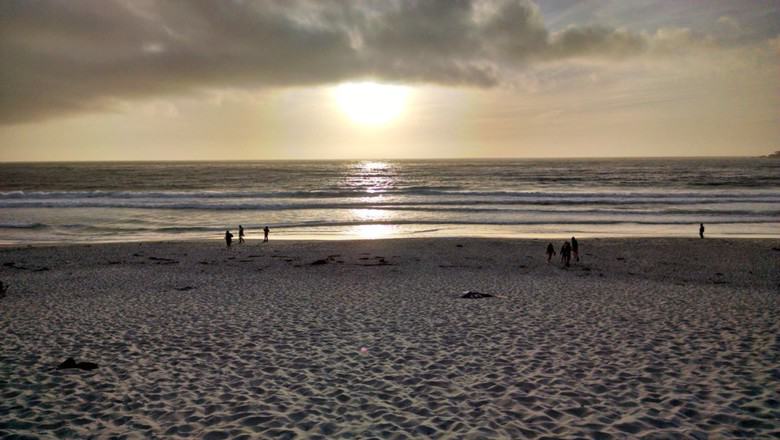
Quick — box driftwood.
[460,290,493,299]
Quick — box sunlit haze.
[334,83,410,126]
[0,1,778,161]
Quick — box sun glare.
[353,224,395,239]
[333,82,409,126]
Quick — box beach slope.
[1,238,778,439]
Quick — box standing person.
[263,225,270,243]
[225,230,233,248]
[699,223,705,239]
[545,243,556,263]
[571,236,579,262]
[238,225,245,244]
[560,241,571,267]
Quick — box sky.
[0,0,778,161]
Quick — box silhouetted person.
[238,225,245,244]
[225,230,233,248]
[546,243,556,263]
[263,226,270,242]
[571,236,579,262]
[560,241,571,267]
[699,223,705,239]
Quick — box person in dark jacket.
[546,243,556,263]
[560,241,571,267]
[571,236,579,262]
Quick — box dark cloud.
[0,0,711,124]
[548,26,647,59]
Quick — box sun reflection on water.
[351,208,389,221]
[361,161,388,171]
[348,161,394,194]
[350,207,395,239]
[353,224,396,239]
[345,162,398,238]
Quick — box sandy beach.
[1,237,778,439]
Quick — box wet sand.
[1,238,779,439]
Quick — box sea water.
[0,158,778,244]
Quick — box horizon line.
[0,154,771,164]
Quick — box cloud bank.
[0,0,735,124]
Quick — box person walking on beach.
[238,225,245,244]
[225,230,233,248]
[546,243,556,263]
[699,223,705,239]
[263,225,270,242]
[571,236,579,262]
[560,241,571,267]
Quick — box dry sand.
[1,238,778,439]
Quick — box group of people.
[546,236,579,267]
[544,224,703,267]
[225,225,270,248]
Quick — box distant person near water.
[571,236,579,262]
[699,223,705,239]
[263,226,270,242]
[546,243,556,263]
[225,230,233,248]
[238,225,245,244]
[560,241,571,267]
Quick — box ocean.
[0,158,778,244]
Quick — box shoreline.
[3,232,780,248]
[2,237,778,438]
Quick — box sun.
[333,82,409,126]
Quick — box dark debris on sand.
[56,358,98,371]
[461,291,494,299]
[440,264,482,269]
[148,256,178,265]
[358,259,395,266]
[4,261,49,271]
